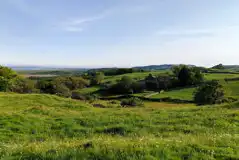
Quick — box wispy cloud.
[61,10,111,32]
[61,5,150,32]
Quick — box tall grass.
[0,93,238,159]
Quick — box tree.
[172,65,204,87]
[212,64,224,69]
[145,74,158,90]
[119,76,134,94]
[91,72,104,85]
[52,77,89,90]
[157,75,173,90]
[191,67,204,84]
[178,66,193,86]
[8,77,36,93]
[0,66,17,91]
[54,84,71,98]
[0,66,17,79]
[172,65,184,77]
[0,77,9,91]
[108,76,138,94]
[36,80,55,94]
[194,80,225,105]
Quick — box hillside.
[0,93,238,159]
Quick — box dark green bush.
[54,84,71,98]
[0,77,9,91]
[71,91,98,102]
[120,97,144,107]
[194,80,225,105]
[8,77,36,93]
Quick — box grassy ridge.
[0,93,238,159]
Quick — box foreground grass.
[0,93,238,159]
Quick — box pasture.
[0,93,238,159]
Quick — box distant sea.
[7,65,89,71]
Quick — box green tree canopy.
[8,77,36,93]
[0,66,17,79]
[194,80,225,105]
[91,72,105,85]
[172,65,204,86]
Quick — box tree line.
[0,65,228,105]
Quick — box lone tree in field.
[194,80,225,105]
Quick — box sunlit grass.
[0,93,238,159]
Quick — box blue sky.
[0,0,239,67]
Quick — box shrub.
[194,80,225,105]
[120,97,144,107]
[71,91,98,102]
[53,77,90,90]
[8,77,36,93]
[90,72,105,85]
[108,76,145,95]
[71,91,85,100]
[54,84,71,98]
[0,77,9,91]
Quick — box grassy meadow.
[0,69,239,159]
[0,93,238,159]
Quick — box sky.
[0,0,239,68]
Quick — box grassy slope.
[0,93,238,159]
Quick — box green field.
[103,71,168,83]
[223,81,239,99]
[205,73,239,81]
[0,93,238,159]
[150,87,196,101]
